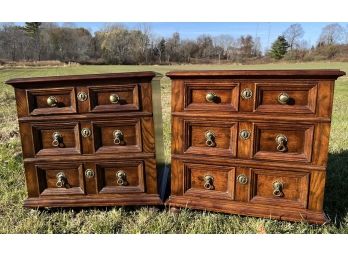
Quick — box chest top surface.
[166,69,345,79]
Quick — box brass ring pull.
[205,131,216,147]
[113,130,123,145]
[52,132,62,147]
[278,92,290,104]
[275,134,288,152]
[273,181,284,197]
[56,172,66,188]
[47,96,58,107]
[205,92,216,103]
[110,94,120,104]
[116,170,127,186]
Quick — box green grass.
[0,62,348,233]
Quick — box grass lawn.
[0,62,347,233]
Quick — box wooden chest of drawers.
[6,72,164,208]
[166,69,345,224]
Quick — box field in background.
[0,62,347,233]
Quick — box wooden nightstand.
[166,69,345,224]
[7,71,164,208]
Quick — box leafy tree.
[269,36,289,59]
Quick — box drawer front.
[31,122,81,156]
[91,119,142,154]
[26,87,77,116]
[250,169,309,208]
[184,81,239,111]
[183,119,237,157]
[86,84,139,113]
[252,122,314,162]
[36,162,85,196]
[96,161,145,194]
[254,82,318,114]
[183,162,235,200]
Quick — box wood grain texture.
[166,69,345,78]
[308,170,326,211]
[250,169,309,209]
[88,84,139,113]
[253,82,318,114]
[24,194,162,208]
[9,72,162,208]
[183,119,238,157]
[234,167,251,202]
[96,160,145,194]
[183,80,239,111]
[27,87,77,116]
[166,195,328,224]
[92,119,142,154]
[183,162,235,200]
[6,71,156,84]
[168,69,344,224]
[252,122,314,163]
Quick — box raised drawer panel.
[183,119,237,157]
[250,169,309,209]
[183,162,235,200]
[92,119,142,154]
[253,82,318,114]
[252,122,314,162]
[96,161,145,194]
[184,81,239,111]
[30,121,81,157]
[87,84,139,113]
[36,162,85,196]
[27,87,77,116]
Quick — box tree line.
[1,22,348,65]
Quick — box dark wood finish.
[183,162,235,200]
[87,84,140,113]
[92,119,142,154]
[6,71,156,84]
[7,72,162,208]
[252,122,314,163]
[183,119,238,157]
[184,80,239,111]
[254,82,318,114]
[167,69,345,224]
[166,69,345,78]
[96,160,145,194]
[250,169,309,209]
[27,87,77,116]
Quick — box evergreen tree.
[23,22,41,36]
[23,22,42,60]
[269,36,289,59]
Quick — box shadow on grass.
[324,150,348,225]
